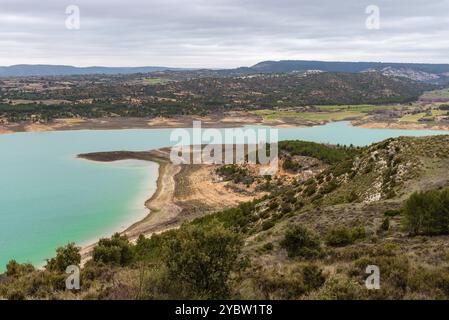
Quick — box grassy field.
[258,110,366,122]
[399,113,427,122]
[254,104,399,123]
[144,78,169,85]
[421,88,449,99]
[431,108,447,116]
[315,104,400,112]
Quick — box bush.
[45,243,81,272]
[262,243,274,252]
[92,233,134,266]
[216,165,254,185]
[7,289,26,300]
[307,277,362,300]
[407,267,449,298]
[262,220,275,230]
[280,226,321,258]
[252,264,326,300]
[402,188,449,235]
[379,217,390,232]
[162,222,243,299]
[302,264,326,291]
[320,179,339,195]
[384,209,401,217]
[303,182,317,197]
[253,267,307,299]
[282,157,301,171]
[354,256,410,293]
[5,260,34,277]
[134,233,168,261]
[346,190,359,203]
[325,225,366,247]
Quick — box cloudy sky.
[1,0,449,68]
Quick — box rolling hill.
[0,64,188,77]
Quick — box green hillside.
[3,136,449,300]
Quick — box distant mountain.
[3,61,449,83]
[0,64,187,77]
[249,60,449,83]
[250,60,449,74]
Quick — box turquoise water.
[0,121,448,269]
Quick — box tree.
[162,222,243,299]
[402,190,449,235]
[46,243,81,272]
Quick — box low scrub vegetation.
[325,225,366,247]
[280,225,321,258]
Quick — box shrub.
[302,264,326,291]
[379,217,390,232]
[134,233,167,261]
[252,264,326,300]
[162,222,243,299]
[307,277,362,300]
[384,209,401,217]
[407,267,449,298]
[320,179,339,195]
[262,220,275,230]
[280,203,292,214]
[354,256,410,292]
[45,243,81,272]
[280,226,321,258]
[216,165,254,185]
[194,200,259,233]
[402,189,449,235]
[282,157,301,171]
[325,225,366,247]
[7,289,26,300]
[346,190,359,203]
[92,233,134,266]
[253,267,307,299]
[303,182,317,197]
[5,260,34,277]
[262,243,274,252]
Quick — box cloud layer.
[0,0,449,67]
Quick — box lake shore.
[3,114,449,136]
[353,121,449,131]
[78,148,256,263]
[0,113,309,135]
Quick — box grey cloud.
[0,0,448,67]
